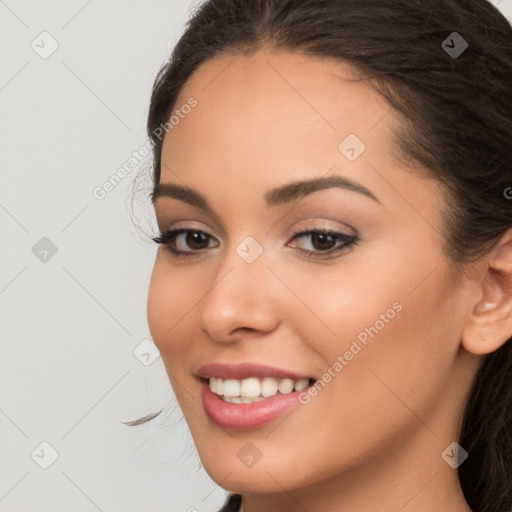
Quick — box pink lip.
[195,362,313,380]
[200,380,308,430]
[195,362,315,430]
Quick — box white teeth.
[223,379,240,397]
[294,378,309,391]
[240,377,261,397]
[208,376,313,401]
[278,378,294,394]
[223,395,266,404]
[260,377,278,397]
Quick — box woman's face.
[147,48,480,495]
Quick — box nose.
[198,242,281,343]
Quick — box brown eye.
[289,228,358,260]
[151,229,219,257]
[185,231,210,250]
[310,232,337,251]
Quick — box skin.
[147,46,512,512]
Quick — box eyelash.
[151,225,358,260]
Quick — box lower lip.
[200,380,307,430]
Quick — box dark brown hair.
[127,1,512,510]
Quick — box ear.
[462,229,512,355]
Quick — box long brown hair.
[129,1,512,510]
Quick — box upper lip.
[195,362,314,381]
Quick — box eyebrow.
[151,175,380,213]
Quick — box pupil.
[313,233,335,250]
[188,231,208,249]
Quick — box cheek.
[289,248,461,426]
[147,257,198,365]
[147,258,208,423]
[297,233,458,376]
[279,253,408,362]
[311,261,463,440]
[147,261,170,347]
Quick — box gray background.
[1,1,511,511]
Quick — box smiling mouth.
[203,376,317,403]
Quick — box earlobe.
[462,299,510,355]
[461,229,512,355]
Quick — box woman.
[127,1,512,511]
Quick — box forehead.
[162,49,399,174]
[170,49,393,147]
[158,48,442,219]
